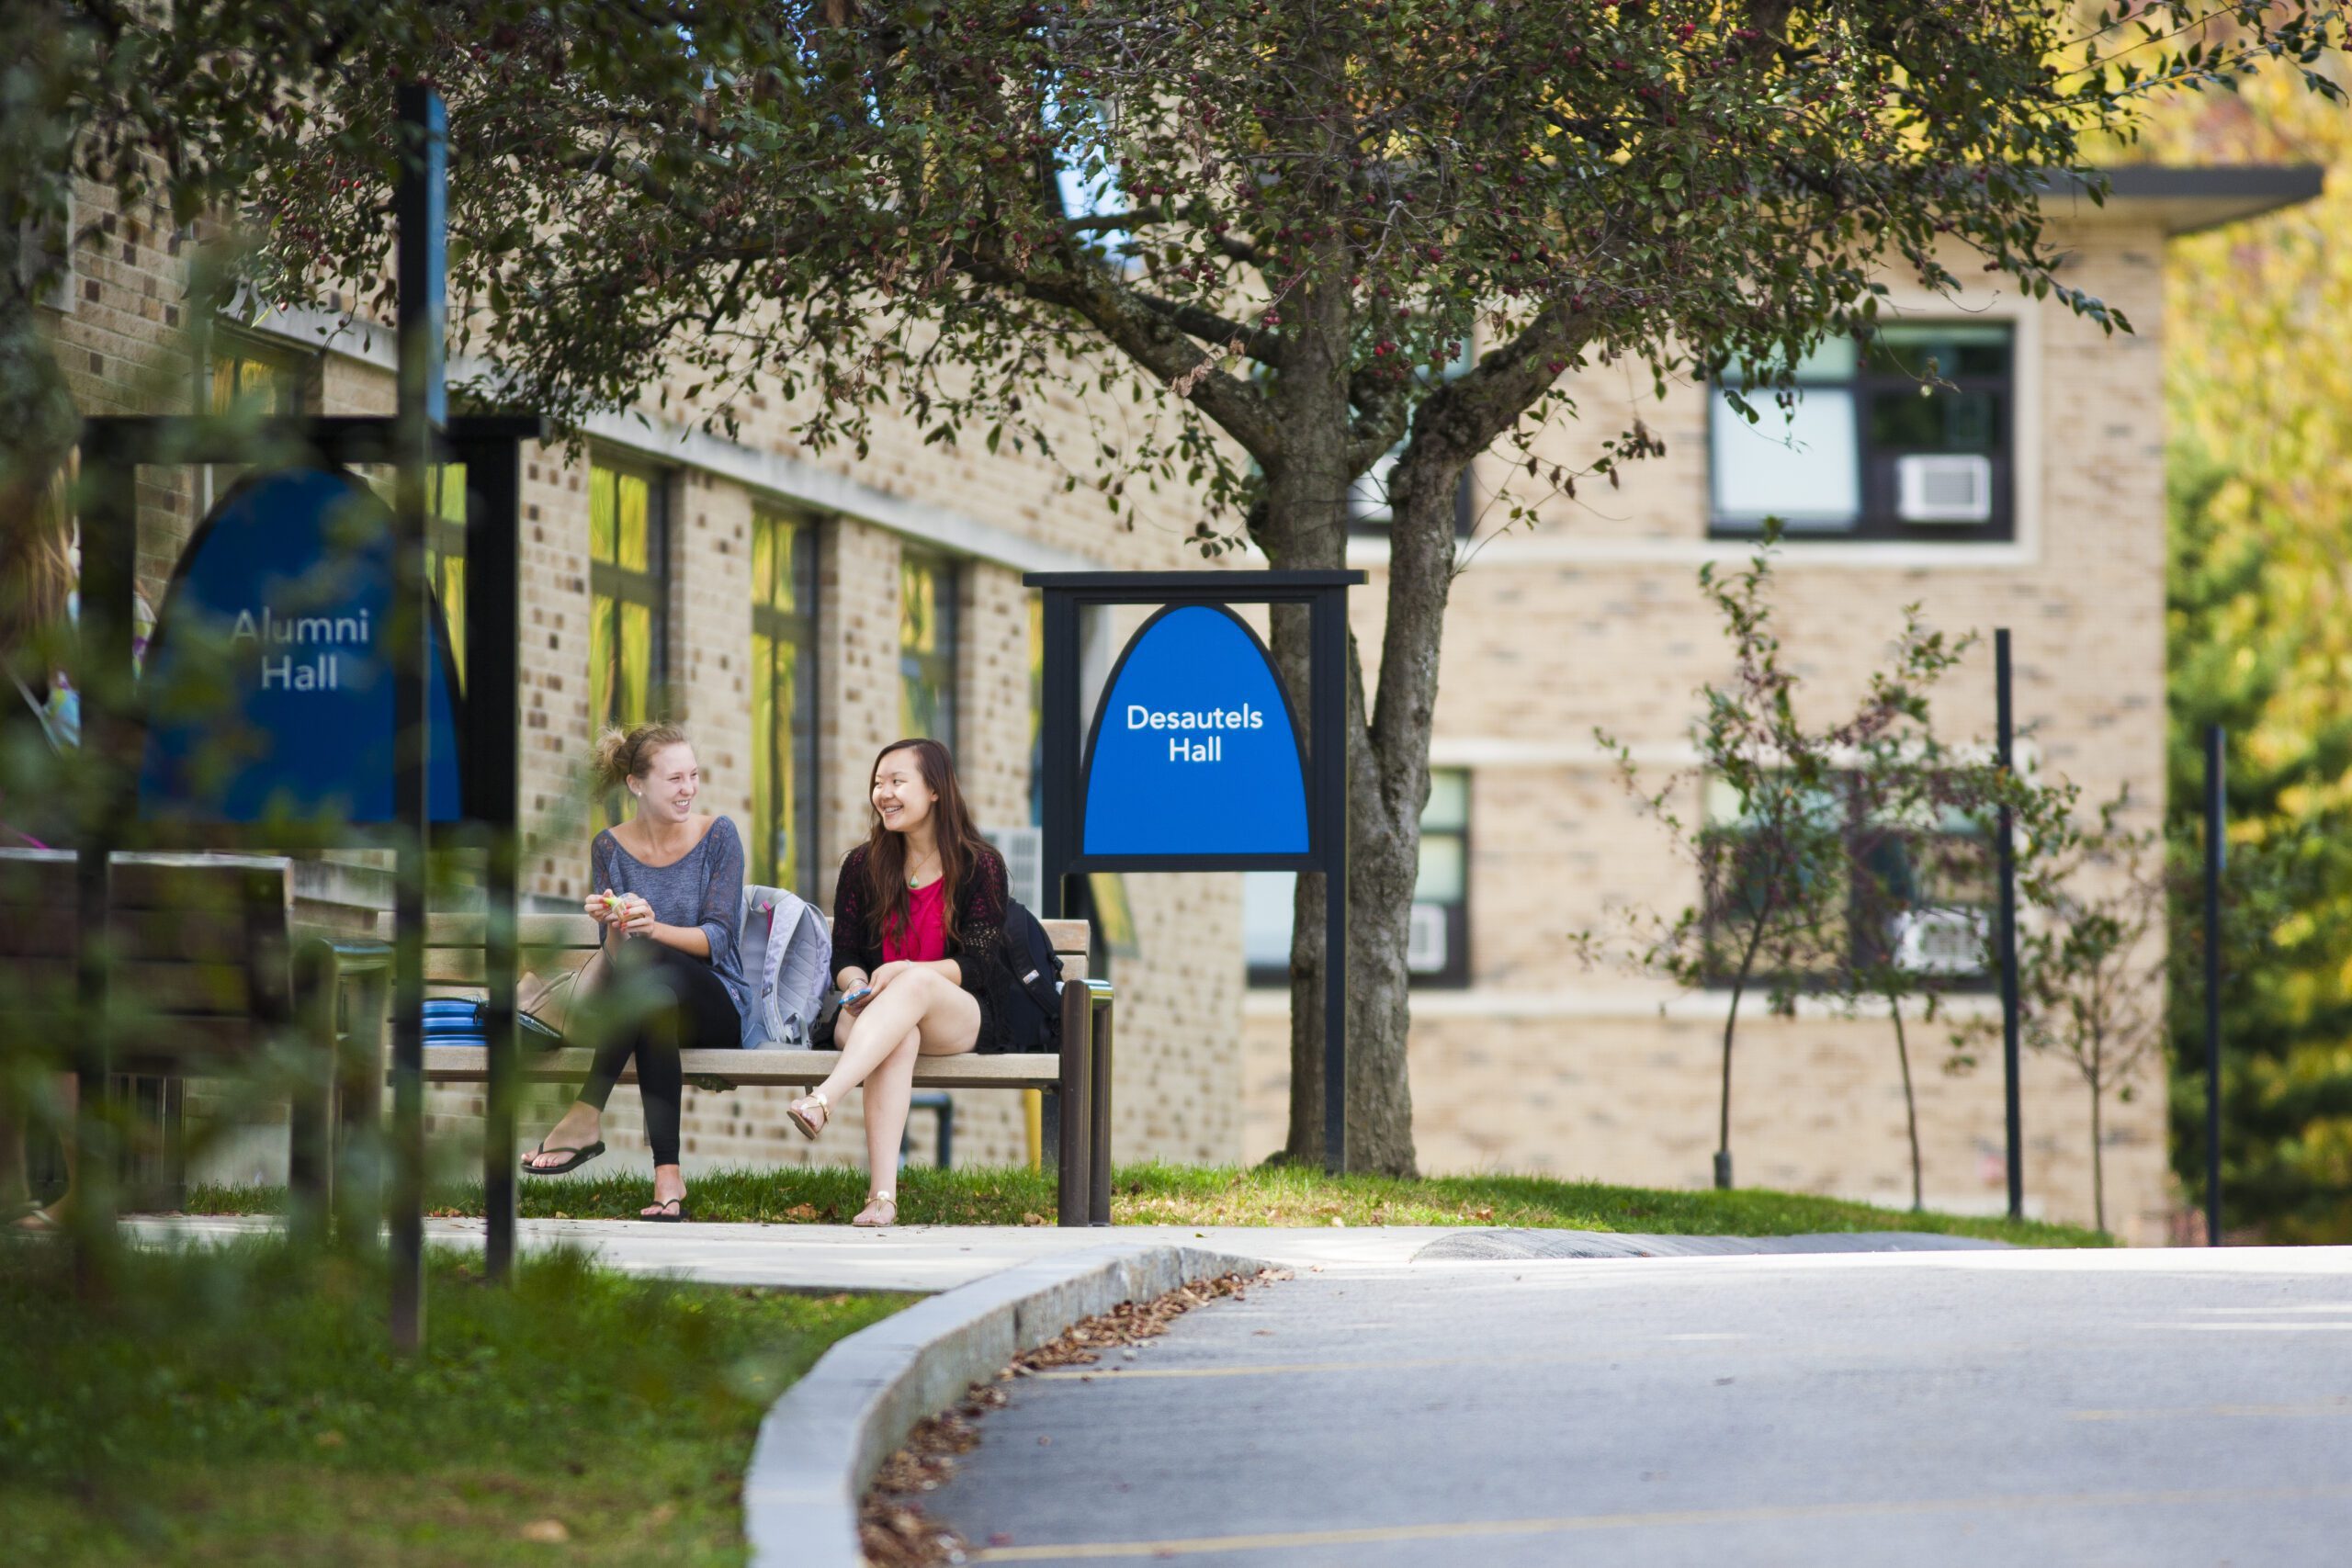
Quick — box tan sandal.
[786,1091,830,1140]
[852,1191,897,1228]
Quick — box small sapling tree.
[2018,800,2167,1236]
[1591,538,1976,1189]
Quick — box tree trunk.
[1261,279,1423,1177]
[2088,1063,2106,1236]
[1891,995,1922,1211]
[1261,262,1584,1176]
[1715,900,1773,1190]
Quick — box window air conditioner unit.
[1407,902,1449,974]
[1895,454,1994,523]
[987,825,1045,911]
[1890,907,1990,976]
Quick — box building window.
[1245,767,1472,988]
[1027,592,1045,826]
[205,326,311,507]
[899,547,958,753]
[1709,322,2015,542]
[425,465,468,682]
[752,505,819,895]
[1701,773,1994,988]
[209,328,307,419]
[589,458,668,732]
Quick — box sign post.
[389,82,447,1355]
[1027,570,1363,1171]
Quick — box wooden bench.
[0,850,390,1234]
[416,912,1116,1225]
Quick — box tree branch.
[956,247,1283,460]
[1132,289,1284,367]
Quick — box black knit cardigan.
[828,841,1012,1053]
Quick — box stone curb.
[1412,1228,2012,1261]
[744,1241,1269,1568]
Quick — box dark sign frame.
[1026,570,1364,1169]
[64,84,532,1350]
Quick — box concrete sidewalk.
[120,1213,2002,1292]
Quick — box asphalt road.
[922,1247,2352,1566]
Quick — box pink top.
[882,879,949,964]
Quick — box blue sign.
[1080,604,1307,857]
[139,467,464,824]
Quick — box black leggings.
[575,943,741,1167]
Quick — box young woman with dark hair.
[520,722,747,1221]
[787,738,1007,1227]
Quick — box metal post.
[1056,978,1091,1226]
[71,428,136,1296]
[1995,629,2023,1223]
[1313,592,1347,1174]
[1088,981,1114,1224]
[1039,590,1080,923]
[2205,724,2226,1247]
[390,85,447,1351]
[462,435,525,1281]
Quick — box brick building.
[33,167,2307,1236]
[1237,170,2320,1243]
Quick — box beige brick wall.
[1242,224,2176,1239]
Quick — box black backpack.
[989,899,1065,1053]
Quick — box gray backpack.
[738,884,831,1047]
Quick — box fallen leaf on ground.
[520,1519,571,1544]
[1021,1212,1048,1226]
[786,1202,820,1220]
[859,1270,1285,1564]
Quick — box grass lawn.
[0,1239,902,1566]
[189,1159,2106,1247]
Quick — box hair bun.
[593,722,690,792]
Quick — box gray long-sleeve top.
[590,816,749,1025]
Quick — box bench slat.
[424,911,1090,953]
[0,857,290,911]
[0,913,259,963]
[419,1045,1065,1089]
[425,949,1090,985]
[0,961,257,1013]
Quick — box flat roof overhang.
[2045,165,2325,236]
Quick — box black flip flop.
[641,1197,686,1223]
[521,1139,605,1177]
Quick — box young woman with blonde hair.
[788,738,1008,1227]
[521,722,747,1220]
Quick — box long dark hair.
[859,738,990,948]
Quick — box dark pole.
[462,436,526,1280]
[390,85,447,1351]
[2204,724,2226,1247]
[1037,589,1080,1168]
[1995,629,2024,1223]
[1312,591,1347,1174]
[1040,591,1080,922]
[71,428,136,1298]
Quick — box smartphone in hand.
[840,985,873,1011]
